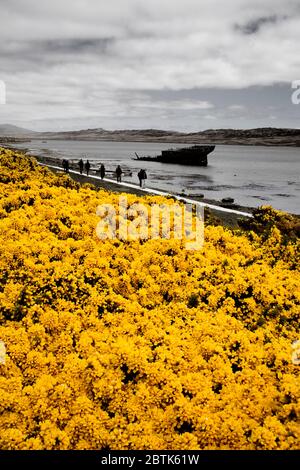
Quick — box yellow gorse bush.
[0,147,299,450]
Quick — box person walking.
[65,159,69,173]
[100,164,105,180]
[138,169,143,187]
[79,159,84,174]
[85,160,91,176]
[62,159,66,172]
[138,169,147,188]
[116,165,122,183]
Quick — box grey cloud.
[35,38,114,54]
[0,38,114,66]
[235,15,288,34]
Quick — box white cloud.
[203,114,217,120]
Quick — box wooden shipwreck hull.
[134,145,215,166]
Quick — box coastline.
[6,144,300,225]
[34,152,255,228]
[2,141,300,216]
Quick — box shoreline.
[12,144,300,228]
[3,142,299,216]
[34,153,255,228]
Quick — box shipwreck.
[133,145,215,166]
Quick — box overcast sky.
[0,0,300,131]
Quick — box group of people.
[115,165,147,187]
[62,159,91,175]
[78,159,91,176]
[62,159,147,187]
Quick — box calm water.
[14,139,300,213]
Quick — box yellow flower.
[0,147,299,450]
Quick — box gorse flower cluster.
[0,148,299,450]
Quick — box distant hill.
[0,124,37,137]
[39,128,180,140]
[37,127,300,146]
[1,124,300,146]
